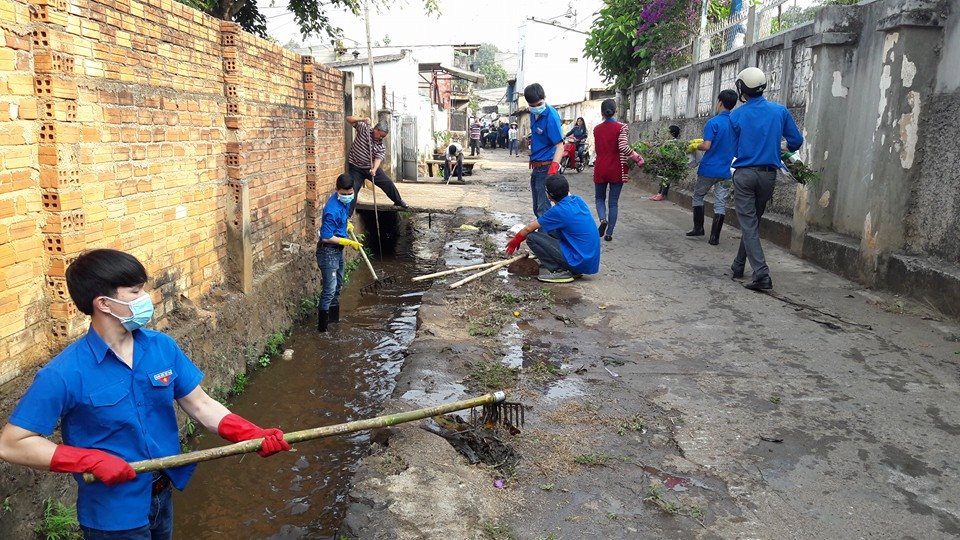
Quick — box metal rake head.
[470,401,525,429]
[359,275,397,295]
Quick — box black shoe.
[744,275,773,291]
[731,266,744,279]
[598,219,608,238]
[317,308,328,332]
[708,214,725,245]
[686,206,705,236]
[329,304,340,323]
[395,200,409,209]
[604,235,612,242]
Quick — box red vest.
[593,120,627,184]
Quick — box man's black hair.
[66,249,148,315]
[523,83,545,104]
[336,173,353,190]
[601,98,617,118]
[669,125,681,138]
[718,89,738,111]
[545,174,569,202]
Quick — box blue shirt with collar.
[698,110,736,179]
[10,327,204,530]
[529,104,564,162]
[537,195,601,274]
[319,192,349,241]
[729,96,803,168]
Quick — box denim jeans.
[529,165,552,218]
[509,140,518,155]
[731,167,777,280]
[316,243,345,311]
[81,485,172,540]
[526,231,572,273]
[594,182,624,236]
[692,175,732,215]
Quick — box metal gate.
[400,115,417,181]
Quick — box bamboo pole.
[412,259,505,282]
[84,391,506,484]
[448,253,527,290]
[350,230,379,281]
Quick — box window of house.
[569,58,579,63]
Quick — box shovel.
[83,391,521,483]
[350,229,395,295]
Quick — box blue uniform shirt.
[319,192,349,240]
[698,111,736,179]
[529,104,564,162]
[537,195,601,274]
[730,96,803,168]
[10,327,204,530]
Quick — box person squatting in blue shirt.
[729,67,803,291]
[316,173,365,333]
[524,83,566,218]
[505,174,601,284]
[686,89,739,246]
[0,249,291,539]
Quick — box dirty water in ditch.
[173,212,441,539]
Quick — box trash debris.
[282,349,294,360]
[493,479,505,489]
[458,224,480,231]
[603,366,620,378]
[759,435,784,443]
[512,310,521,318]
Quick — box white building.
[514,17,606,109]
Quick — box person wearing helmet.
[729,67,803,290]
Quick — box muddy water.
[174,213,432,539]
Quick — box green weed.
[539,287,555,307]
[573,452,610,467]
[258,354,271,368]
[617,414,646,435]
[469,360,518,390]
[528,360,562,382]
[264,331,286,357]
[539,483,554,491]
[34,499,81,540]
[480,520,516,540]
[231,372,248,396]
[3,496,10,513]
[468,313,507,337]
[769,394,782,405]
[644,481,705,524]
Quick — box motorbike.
[559,136,588,174]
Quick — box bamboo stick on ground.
[412,259,505,281]
[448,253,527,290]
[83,391,506,483]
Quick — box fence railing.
[693,0,816,63]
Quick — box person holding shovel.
[505,174,601,283]
[345,115,408,213]
[317,174,365,332]
[0,248,290,539]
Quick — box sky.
[262,0,605,53]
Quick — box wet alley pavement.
[341,149,960,539]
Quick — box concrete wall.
[0,0,346,382]
[516,19,603,107]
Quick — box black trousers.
[347,163,403,215]
[444,154,464,183]
[469,139,480,156]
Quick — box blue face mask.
[105,294,155,331]
[337,193,355,204]
[530,104,547,115]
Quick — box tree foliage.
[475,44,509,89]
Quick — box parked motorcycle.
[559,136,588,174]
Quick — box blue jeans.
[509,140,518,155]
[81,485,172,540]
[529,165,551,218]
[594,182,624,236]
[316,243,345,311]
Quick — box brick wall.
[0,0,345,383]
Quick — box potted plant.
[432,131,452,160]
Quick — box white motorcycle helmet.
[735,67,767,102]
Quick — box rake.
[83,391,519,484]
[350,229,395,295]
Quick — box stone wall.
[0,0,346,382]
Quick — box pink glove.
[506,231,526,255]
[217,413,291,457]
[547,162,560,176]
[50,445,136,486]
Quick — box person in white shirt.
[508,123,519,156]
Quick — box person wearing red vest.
[592,99,644,241]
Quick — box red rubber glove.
[506,231,526,255]
[547,161,560,176]
[50,445,136,486]
[217,413,291,457]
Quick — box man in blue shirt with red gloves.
[524,83,565,218]
[0,249,291,538]
[729,67,803,290]
[506,174,601,283]
[687,89,739,245]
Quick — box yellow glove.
[336,238,362,251]
[347,221,355,234]
[687,139,704,153]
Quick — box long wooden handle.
[83,391,506,483]
[448,253,527,289]
[350,230,378,281]
[412,259,504,281]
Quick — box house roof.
[329,52,408,68]
[418,62,485,84]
